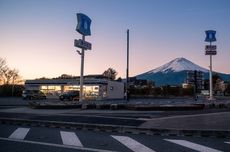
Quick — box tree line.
[0,58,23,96]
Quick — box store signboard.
[205,30,216,42]
[76,13,91,36]
[74,39,92,50]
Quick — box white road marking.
[60,131,83,147]
[136,118,151,121]
[165,139,223,152]
[0,137,115,152]
[111,135,156,152]
[225,142,230,144]
[9,128,30,140]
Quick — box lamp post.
[74,13,92,102]
[205,30,217,101]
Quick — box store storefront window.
[64,85,80,92]
[84,86,99,99]
[64,85,102,99]
[39,84,108,99]
[40,85,61,98]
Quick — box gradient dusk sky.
[0,0,230,80]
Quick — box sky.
[0,0,230,80]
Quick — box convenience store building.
[24,77,124,100]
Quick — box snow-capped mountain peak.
[147,57,209,74]
[136,57,230,86]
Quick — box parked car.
[59,90,80,101]
[22,90,46,100]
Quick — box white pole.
[209,42,213,100]
[209,54,213,100]
[79,35,85,102]
[126,29,129,101]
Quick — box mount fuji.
[136,57,230,86]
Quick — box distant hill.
[136,57,230,86]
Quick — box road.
[0,98,230,151]
[0,124,229,152]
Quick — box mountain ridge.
[146,57,209,74]
[136,57,230,86]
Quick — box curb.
[125,104,205,111]
[0,117,229,138]
[205,103,230,109]
[28,102,205,111]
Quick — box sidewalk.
[0,97,28,106]
[139,111,230,131]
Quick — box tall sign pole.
[205,30,217,100]
[126,29,130,101]
[209,42,213,100]
[80,35,85,102]
[75,13,92,102]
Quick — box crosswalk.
[60,131,83,147]
[8,127,30,140]
[112,135,156,152]
[1,127,229,152]
[165,139,223,152]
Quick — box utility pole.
[126,29,129,101]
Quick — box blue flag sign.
[205,30,216,42]
[76,13,91,36]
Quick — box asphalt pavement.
[0,97,230,137]
[0,124,229,152]
[140,111,230,130]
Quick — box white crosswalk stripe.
[165,139,223,152]
[60,131,83,147]
[4,127,229,152]
[0,137,114,152]
[9,127,30,140]
[111,135,156,152]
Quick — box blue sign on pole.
[205,30,216,42]
[76,13,91,36]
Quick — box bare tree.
[102,68,118,80]
[2,68,20,84]
[0,58,21,85]
[0,58,8,84]
[0,58,7,70]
